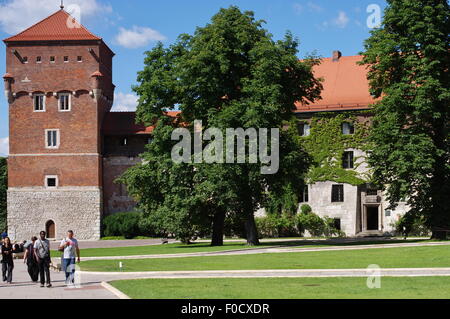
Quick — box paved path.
[79,241,450,261]
[79,268,450,281]
[1,262,117,299]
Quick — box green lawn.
[110,276,450,299]
[52,238,431,258]
[80,245,450,272]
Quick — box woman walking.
[1,237,16,284]
[23,236,39,282]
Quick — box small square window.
[332,185,344,202]
[298,122,311,137]
[45,176,58,188]
[50,56,55,63]
[36,56,42,63]
[64,56,69,62]
[77,56,82,62]
[23,56,28,63]
[342,122,355,135]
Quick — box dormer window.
[33,94,45,112]
[50,56,55,63]
[36,56,42,63]
[58,93,71,111]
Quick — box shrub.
[297,212,326,237]
[300,204,312,214]
[102,211,152,239]
[255,214,299,238]
[394,214,430,237]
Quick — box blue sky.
[0,0,387,156]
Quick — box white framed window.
[58,93,71,112]
[63,56,69,63]
[45,175,58,188]
[36,56,42,63]
[45,129,60,149]
[298,122,311,137]
[50,56,55,63]
[77,56,82,62]
[342,122,355,135]
[33,94,46,112]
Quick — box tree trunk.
[245,212,260,246]
[211,209,226,246]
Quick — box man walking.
[23,236,39,282]
[59,230,80,286]
[34,231,52,288]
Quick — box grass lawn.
[51,238,431,258]
[80,245,450,272]
[110,276,450,299]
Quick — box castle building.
[3,9,406,240]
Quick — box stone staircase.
[355,230,385,238]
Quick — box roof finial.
[60,0,64,10]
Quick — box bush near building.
[102,211,158,239]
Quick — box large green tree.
[0,158,7,232]
[361,0,450,238]
[122,6,321,245]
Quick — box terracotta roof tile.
[296,55,378,113]
[3,9,101,42]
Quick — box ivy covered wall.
[299,111,373,186]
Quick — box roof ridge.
[3,9,101,42]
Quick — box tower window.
[45,129,60,149]
[45,176,58,188]
[33,94,45,112]
[58,93,71,111]
[331,185,344,202]
[23,56,28,63]
[36,56,42,63]
[50,56,55,63]
[64,56,69,62]
[342,151,354,169]
[77,56,82,62]
[342,122,355,135]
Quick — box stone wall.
[7,187,101,241]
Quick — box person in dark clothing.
[34,231,52,288]
[23,236,39,282]
[1,237,16,284]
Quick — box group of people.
[0,230,81,288]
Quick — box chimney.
[332,50,342,62]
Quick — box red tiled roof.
[3,9,101,42]
[295,55,378,113]
[103,111,181,136]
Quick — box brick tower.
[3,7,114,240]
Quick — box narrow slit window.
[299,185,309,203]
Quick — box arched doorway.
[45,220,55,239]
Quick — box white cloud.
[0,0,112,35]
[114,26,166,49]
[0,138,9,157]
[111,92,138,112]
[332,11,350,28]
[306,1,323,12]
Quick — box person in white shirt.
[59,230,80,285]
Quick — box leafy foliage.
[360,0,450,236]
[121,6,322,245]
[102,211,158,239]
[301,112,372,186]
